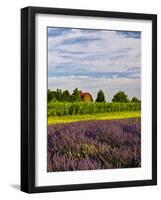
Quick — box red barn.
[80,92,93,102]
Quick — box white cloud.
[48,29,141,75]
[48,28,141,99]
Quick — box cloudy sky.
[48,27,141,101]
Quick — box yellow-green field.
[48,111,141,125]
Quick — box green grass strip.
[48,111,141,125]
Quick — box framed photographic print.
[21,6,157,193]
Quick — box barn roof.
[80,92,93,100]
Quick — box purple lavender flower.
[48,118,141,172]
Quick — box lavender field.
[48,118,141,172]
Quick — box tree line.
[48,88,140,103]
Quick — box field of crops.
[48,111,141,124]
[48,118,141,172]
[48,102,141,117]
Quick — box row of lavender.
[48,118,141,171]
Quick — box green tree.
[51,91,58,102]
[95,90,106,102]
[131,97,139,103]
[55,89,62,101]
[71,88,82,102]
[62,90,71,102]
[48,90,53,102]
[112,91,129,102]
[48,90,58,102]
